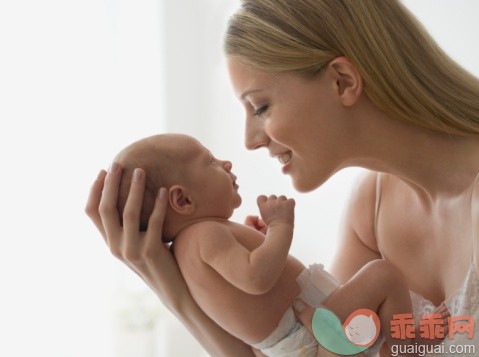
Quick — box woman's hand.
[85,164,189,310]
[85,165,256,356]
[292,300,369,357]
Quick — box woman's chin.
[291,178,315,193]
[291,173,326,193]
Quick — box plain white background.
[0,1,478,356]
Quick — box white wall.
[0,1,478,356]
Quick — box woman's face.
[227,57,357,192]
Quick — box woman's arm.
[329,171,382,283]
[327,170,389,356]
[85,166,255,357]
[472,175,479,279]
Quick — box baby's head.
[115,133,242,241]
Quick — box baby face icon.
[343,309,381,347]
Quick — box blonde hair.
[224,0,479,136]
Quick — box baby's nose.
[223,161,232,171]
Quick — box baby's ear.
[168,185,195,215]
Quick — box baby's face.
[171,135,243,218]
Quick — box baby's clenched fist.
[257,195,295,228]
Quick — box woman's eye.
[253,105,269,117]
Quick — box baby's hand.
[244,215,268,234]
[257,195,295,228]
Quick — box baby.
[114,133,448,356]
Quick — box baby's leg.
[322,259,413,349]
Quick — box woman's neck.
[349,97,479,200]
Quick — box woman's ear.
[168,185,195,215]
[328,56,363,107]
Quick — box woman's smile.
[275,152,292,166]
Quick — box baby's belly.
[190,256,305,345]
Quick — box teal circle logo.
[312,308,380,355]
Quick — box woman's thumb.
[292,298,315,332]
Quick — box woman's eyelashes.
[253,104,269,117]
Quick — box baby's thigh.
[323,260,405,321]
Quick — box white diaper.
[296,263,339,308]
[251,308,318,356]
[251,264,338,356]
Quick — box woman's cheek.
[266,116,292,144]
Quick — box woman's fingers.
[122,168,146,261]
[292,298,315,332]
[85,170,108,239]
[98,163,123,250]
[145,188,168,255]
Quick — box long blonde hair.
[224,0,479,136]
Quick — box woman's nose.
[244,117,268,150]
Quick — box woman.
[86,0,479,355]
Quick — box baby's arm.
[199,195,295,295]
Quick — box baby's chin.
[234,195,243,208]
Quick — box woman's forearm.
[141,253,255,357]
[172,295,255,357]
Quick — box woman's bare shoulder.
[330,170,382,280]
[472,173,479,276]
[344,170,380,251]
